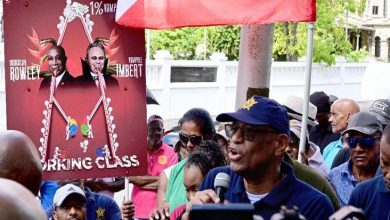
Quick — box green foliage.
[150,28,205,60]
[208,26,241,60]
[149,0,363,64]
[346,47,369,62]
[149,26,240,60]
[273,0,355,65]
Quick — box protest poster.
[3,0,147,180]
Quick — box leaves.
[273,0,354,65]
[150,26,240,60]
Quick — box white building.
[347,0,390,61]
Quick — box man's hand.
[91,64,103,74]
[121,200,135,219]
[149,206,170,220]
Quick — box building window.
[372,6,379,15]
[375,37,381,57]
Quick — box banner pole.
[125,176,129,200]
[298,23,315,163]
[124,177,130,220]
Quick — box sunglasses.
[179,133,203,146]
[346,136,380,149]
[225,124,277,142]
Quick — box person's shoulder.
[170,158,188,176]
[329,161,348,176]
[104,74,119,86]
[161,143,175,153]
[324,139,340,150]
[292,158,324,182]
[200,166,235,189]
[91,190,119,206]
[354,175,382,192]
[74,74,89,83]
[292,177,333,210]
[206,166,232,177]
[290,159,338,202]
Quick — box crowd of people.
[1,91,389,220]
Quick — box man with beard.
[52,184,87,220]
[184,96,334,220]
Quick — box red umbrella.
[115,0,316,29]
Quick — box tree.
[273,0,355,65]
[149,0,362,64]
[149,26,240,60]
[208,26,241,60]
[150,28,205,60]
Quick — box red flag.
[116,0,316,29]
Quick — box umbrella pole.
[298,23,315,163]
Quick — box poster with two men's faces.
[3,0,147,180]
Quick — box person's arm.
[128,176,159,190]
[157,171,169,209]
[83,178,124,193]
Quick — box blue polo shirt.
[349,175,390,220]
[40,180,60,211]
[85,187,121,220]
[328,159,358,207]
[46,187,121,220]
[199,161,334,220]
[323,138,343,168]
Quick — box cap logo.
[67,187,75,192]
[373,102,386,112]
[240,97,258,110]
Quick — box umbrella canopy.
[116,0,316,29]
[146,87,159,105]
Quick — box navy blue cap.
[216,96,290,136]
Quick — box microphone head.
[214,172,230,189]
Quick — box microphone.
[214,172,230,204]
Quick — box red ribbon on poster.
[115,0,316,29]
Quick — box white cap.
[53,184,86,207]
[283,95,318,127]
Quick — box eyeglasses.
[346,136,380,149]
[224,124,277,142]
[179,133,203,146]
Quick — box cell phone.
[189,203,254,220]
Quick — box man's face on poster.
[87,46,105,74]
[48,47,66,76]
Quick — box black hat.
[310,91,330,113]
